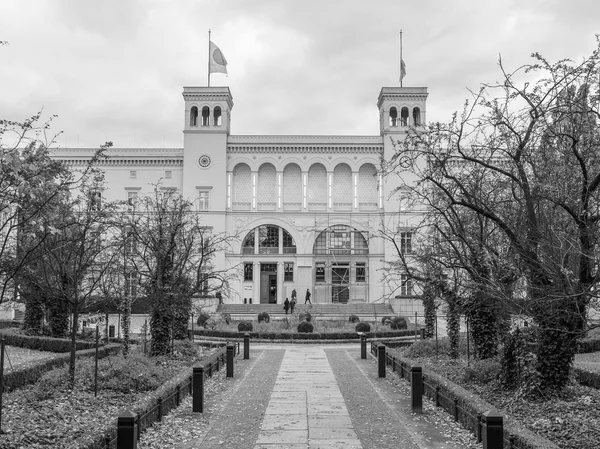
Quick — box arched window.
[389,107,398,127]
[213,106,222,126]
[257,163,276,211]
[413,107,421,126]
[333,164,352,211]
[232,164,251,210]
[400,107,409,126]
[308,164,327,211]
[358,164,378,211]
[313,225,369,255]
[283,164,302,210]
[241,225,296,255]
[201,106,210,126]
[190,106,198,127]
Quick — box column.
[253,262,260,304]
[277,261,285,304]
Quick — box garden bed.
[0,341,219,448]
[391,340,600,449]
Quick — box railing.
[104,342,241,449]
[369,341,531,449]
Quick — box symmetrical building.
[50,84,428,315]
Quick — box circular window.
[198,154,212,168]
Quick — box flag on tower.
[209,41,228,75]
[400,59,406,83]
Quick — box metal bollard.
[193,366,204,413]
[377,344,386,378]
[359,333,367,359]
[411,364,423,413]
[227,344,234,378]
[244,333,250,360]
[481,411,503,449]
[117,410,138,449]
[420,328,426,339]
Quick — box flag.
[400,59,406,82]
[209,41,228,75]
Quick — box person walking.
[305,288,312,304]
[291,288,297,302]
[284,297,290,315]
[290,297,296,314]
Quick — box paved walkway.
[176,344,468,449]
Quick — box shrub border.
[193,328,415,340]
[3,344,121,392]
[0,328,99,352]
[381,345,560,449]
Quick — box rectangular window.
[90,191,102,210]
[124,231,136,256]
[316,262,325,282]
[124,271,137,297]
[198,190,210,211]
[130,170,137,179]
[400,273,413,296]
[127,191,138,207]
[284,263,293,282]
[356,263,366,282]
[165,170,172,179]
[400,231,412,254]
[244,263,253,281]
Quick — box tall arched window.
[201,106,210,126]
[401,107,409,126]
[413,107,421,126]
[190,106,198,127]
[333,164,352,211]
[308,164,327,211]
[213,106,222,126]
[313,225,369,255]
[283,163,302,210]
[232,163,251,210]
[389,107,398,127]
[358,163,378,211]
[257,163,276,210]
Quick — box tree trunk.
[23,294,45,334]
[69,305,78,387]
[48,299,69,338]
[445,291,461,359]
[121,296,132,358]
[465,289,499,359]
[150,292,172,356]
[421,283,437,339]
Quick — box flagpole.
[400,30,403,88]
[208,29,211,87]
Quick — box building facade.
[51,85,428,315]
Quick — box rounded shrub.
[298,321,314,333]
[258,312,270,323]
[349,315,360,323]
[390,316,408,330]
[196,311,211,328]
[355,322,371,332]
[299,312,312,322]
[238,321,253,332]
[381,316,394,325]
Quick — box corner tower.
[181,86,233,206]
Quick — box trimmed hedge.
[298,321,314,333]
[574,367,600,389]
[383,347,559,449]
[258,312,270,323]
[0,320,21,329]
[349,315,360,323]
[237,321,253,332]
[578,337,600,354]
[299,312,312,322]
[193,328,415,340]
[3,344,121,392]
[0,328,99,352]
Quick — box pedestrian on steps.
[305,289,312,304]
[284,298,290,315]
[290,297,296,314]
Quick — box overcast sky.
[1,0,599,149]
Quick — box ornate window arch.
[241,225,296,255]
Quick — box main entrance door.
[332,264,349,303]
[260,263,277,303]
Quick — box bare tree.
[392,39,600,391]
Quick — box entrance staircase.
[216,302,395,322]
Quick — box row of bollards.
[368,339,504,449]
[117,336,250,449]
